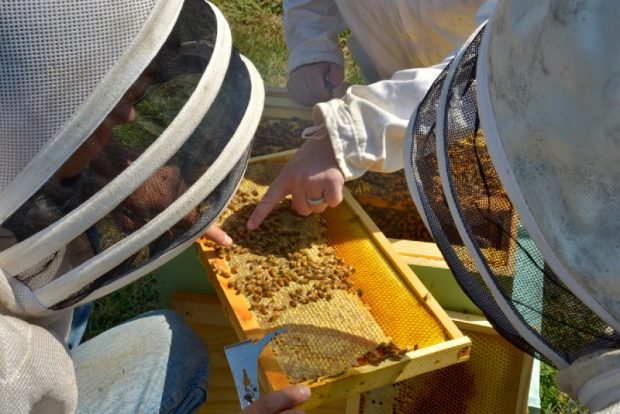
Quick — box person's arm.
[248,2,497,229]
[284,0,345,74]
[284,0,346,104]
[247,62,446,230]
[315,63,446,180]
[556,349,620,413]
[315,0,497,179]
[0,314,77,413]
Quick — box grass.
[84,274,162,339]
[87,1,573,412]
[541,363,588,413]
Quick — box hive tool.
[224,328,288,409]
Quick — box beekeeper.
[284,0,496,105]
[251,1,620,412]
[248,0,496,228]
[0,1,308,413]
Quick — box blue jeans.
[70,309,209,414]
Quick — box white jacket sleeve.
[0,314,77,414]
[312,0,496,180]
[313,62,447,180]
[284,0,346,73]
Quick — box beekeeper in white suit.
[284,0,495,104]
[0,0,309,413]
[250,1,620,412]
[248,0,497,227]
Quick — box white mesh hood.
[478,0,620,330]
[0,0,161,191]
[405,0,620,371]
[0,0,264,314]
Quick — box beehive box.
[390,239,482,316]
[196,151,471,410]
[346,311,533,414]
[250,86,313,157]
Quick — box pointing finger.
[247,176,289,231]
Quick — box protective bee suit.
[0,0,263,411]
[403,1,620,412]
[284,0,498,180]
[285,0,494,81]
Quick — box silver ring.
[306,196,326,206]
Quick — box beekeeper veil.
[405,0,620,411]
[0,0,263,314]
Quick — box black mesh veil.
[406,25,620,368]
[405,26,542,364]
[0,0,263,310]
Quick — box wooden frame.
[171,292,348,414]
[263,86,314,120]
[196,152,472,410]
[172,292,532,414]
[248,89,530,412]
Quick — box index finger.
[247,177,289,231]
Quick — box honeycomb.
[357,326,528,413]
[250,117,311,157]
[204,157,449,383]
[345,171,433,242]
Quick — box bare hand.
[239,385,310,414]
[287,62,344,105]
[247,138,344,231]
[202,224,232,247]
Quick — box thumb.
[240,385,311,414]
[202,225,233,247]
[327,63,344,89]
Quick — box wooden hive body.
[177,88,531,412]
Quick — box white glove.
[287,62,344,105]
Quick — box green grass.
[84,274,162,340]
[540,363,588,413]
[210,0,289,86]
[87,1,570,412]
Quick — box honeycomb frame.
[197,151,471,410]
[346,312,534,414]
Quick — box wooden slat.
[264,85,292,99]
[388,238,449,268]
[263,87,314,121]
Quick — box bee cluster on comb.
[210,194,357,323]
[345,171,432,241]
[203,162,409,382]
